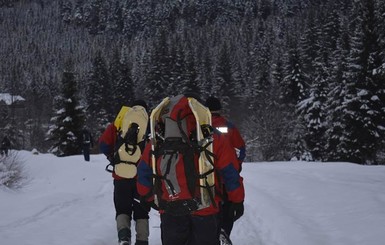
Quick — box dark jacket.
[1,136,10,149]
[81,129,94,147]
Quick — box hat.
[132,99,148,112]
[205,96,222,111]
[184,91,201,102]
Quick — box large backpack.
[105,105,148,178]
[149,95,216,216]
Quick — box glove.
[139,196,159,212]
[230,201,244,221]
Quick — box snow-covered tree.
[339,0,385,164]
[48,66,85,156]
[281,45,307,107]
[109,48,135,114]
[324,25,351,162]
[86,52,113,133]
[59,0,72,24]
[213,41,234,112]
[142,28,171,106]
[298,64,329,161]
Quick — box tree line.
[0,0,384,163]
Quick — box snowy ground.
[1,151,385,245]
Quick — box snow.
[0,93,25,105]
[1,151,385,245]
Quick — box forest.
[0,0,384,164]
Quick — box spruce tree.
[281,45,307,108]
[341,0,385,163]
[298,64,328,161]
[73,0,84,26]
[168,37,185,94]
[324,26,351,162]
[143,28,171,106]
[86,52,113,133]
[110,48,135,114]
[48,66,85,156]
[182,40,200,95]
[214,41,234,113]
[280,40,308,160]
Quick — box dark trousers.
[0,147,8,156]
[161,213,220,245]
[113,179,149,220]
[83,145,90,161]
[221,199,234,236]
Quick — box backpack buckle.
[201,124,214,138]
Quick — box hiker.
[205,96,246,243]
[99,100,150,245]
[137,94,245,245]
[0,135,11,157]
[81,128,94,161]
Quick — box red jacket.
[98,123,124,180]
[211,113,246,166]
[136,131,245,216]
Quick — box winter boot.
[219,228,233,245]
[135,219,149,245]
[117,214,131,245]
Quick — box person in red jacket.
[137,95,245,245]
[205,96,246,242]
[99,100,150,245]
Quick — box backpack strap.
[191,125,218,207]
[176,109,192,145]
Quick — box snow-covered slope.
[1,151,385,245]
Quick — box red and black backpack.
[151,95,216,216]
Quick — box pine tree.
[195,0,219,26]
[281,45,307,108]
[48,65,85,156]
[324,23,351,162]
[279,38,308,160]
[87,0,106,35]
[341,0,385,164]
[110,48,135,114]
[143,28,171,106]
[298,64,329,161]
[24,77,49,150]
[167,36,187,95]
[86,52,113,133]
[270,58,293,160]
[214,41,234,113]
[182,40,199,95]
[59,0,72,24]
[73,0,84,26]
[195,33,213,99]
[106,1,123,33]
[299,10,318,83]
[122,0,141,38]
